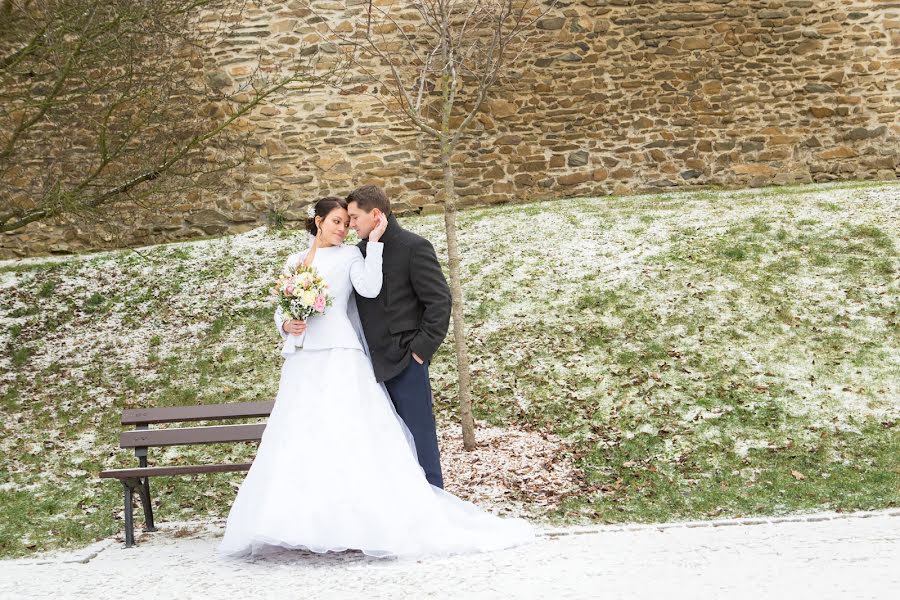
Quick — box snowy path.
[2,510,898,600]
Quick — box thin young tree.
[327,0,557,450]
[0,0,334,239]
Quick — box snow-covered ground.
[2,510,898,600]
[1,181,897,560]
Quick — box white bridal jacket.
[274,241,383,356]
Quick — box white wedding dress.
[218,241,534,559]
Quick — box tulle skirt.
[218,347,534,559]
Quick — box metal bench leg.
[135,449,157,533]
[137,477,157,532]
[122,481,135,548]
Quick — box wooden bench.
[99,400,274,547]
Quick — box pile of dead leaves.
[438,421,586,519]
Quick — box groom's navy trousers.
[356,214,451,490]
[384,359,444,489]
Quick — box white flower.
[300,289,316,306]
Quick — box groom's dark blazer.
[356,213,451,383]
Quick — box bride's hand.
[368,213,388,243]
[283,319,307,335]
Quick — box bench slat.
[99,463,254,479]
[121,401,275,425]
[120,423,266,448]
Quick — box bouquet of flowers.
[271,262,331,351]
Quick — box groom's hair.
[346,185,391,215]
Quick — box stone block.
[769,135,802,145]
[817,146,857,159]
[558,172,591,186]
[271,19,297,33]
[733,164,776,176]
[592,168,609,181]
[804,83,834,93]
[809,107,834,118]
[568,151,589,167]
[683,37,711,50]
[405,180,432,191]
[185,209,230,234]
[537,17,565,31]
[486,99,518,118]
[843,126,886,141]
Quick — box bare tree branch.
[0,69,316,232]
[0,0,329,235]
[331,0,560,450]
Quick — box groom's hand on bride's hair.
[283,319,307,335]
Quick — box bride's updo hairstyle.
[305,196,348,235]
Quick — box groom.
[347,185,451,489]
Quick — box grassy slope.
[0,181,897,557]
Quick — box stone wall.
[3,0,898,258]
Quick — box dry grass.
[1,180,897,557]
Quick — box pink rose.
[314,295,326,313]
[284,284,294,295]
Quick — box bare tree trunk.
[341,0,556,450]
[441,140,476,451]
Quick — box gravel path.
[2,510,898,600]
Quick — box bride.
[218,196,534,559]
